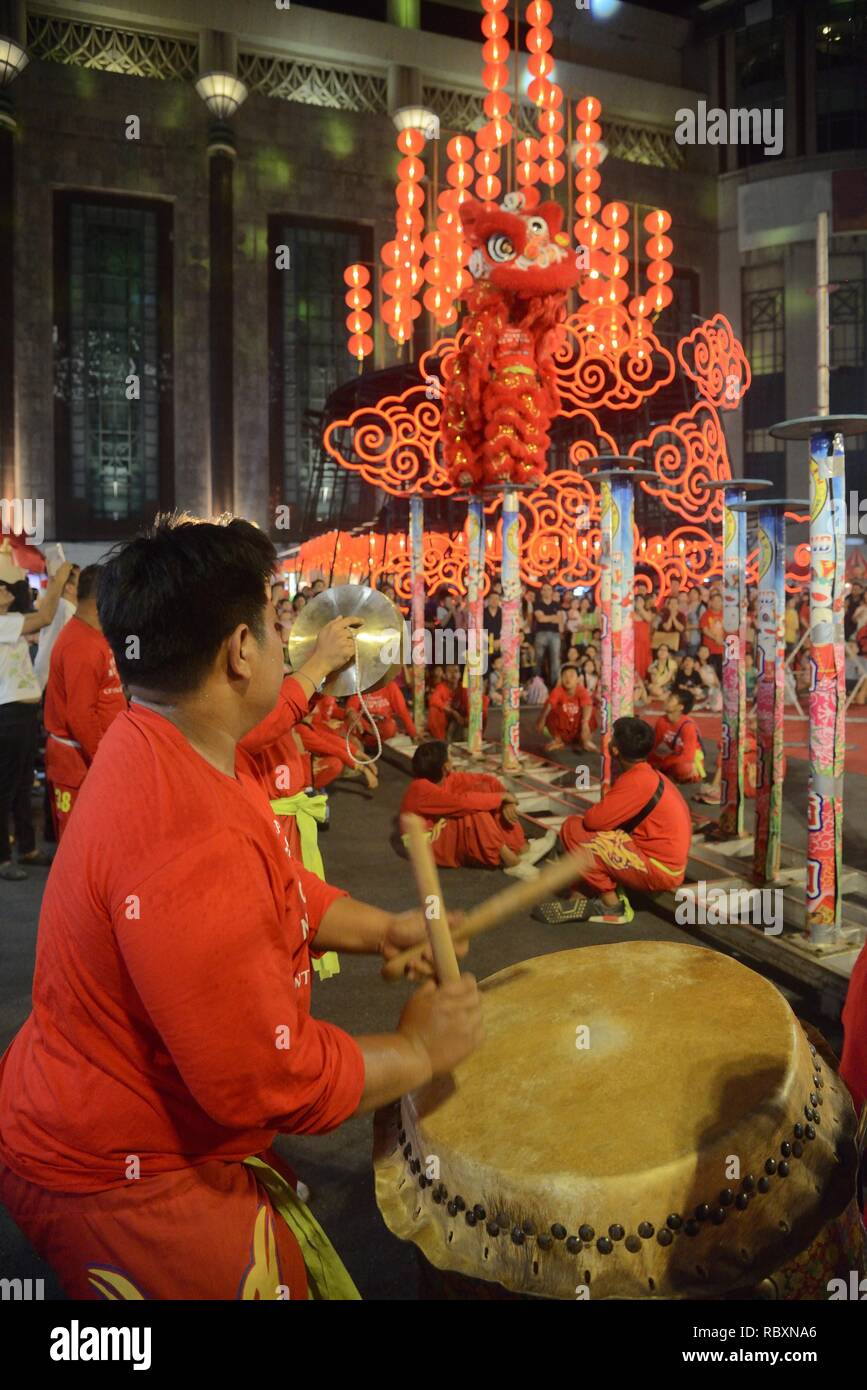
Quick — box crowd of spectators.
[275,573,867,713]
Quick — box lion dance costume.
[441,190,581,490]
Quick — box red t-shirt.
[0,703,364,1193]
[347,680,416,737]
[649,714,702,775]
[700,608,725,655]
[43,617,126,787]
[583,762,692,872]
[401,771,505,825]
[546,682,591,739]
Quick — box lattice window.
[743,285,784,376]
[270,218,371,537]
[240,53,387,113]
[742,273,785,463]
[830,280,865,368]
[55,194,172,534]
[27,13,197,80]
[422,85,682,169]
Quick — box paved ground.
[1,710,864,1300]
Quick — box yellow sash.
[270,793,340,981]
[243,1157,361,1300]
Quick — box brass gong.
[286,584,406,697]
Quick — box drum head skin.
[373,943,859,1299]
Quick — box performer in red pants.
[536,664,596,751]
[400,741,555,878]
[533,716,692,924]
[346,677,416,744]
[648,689,705,784]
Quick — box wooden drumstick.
[401,813,461,985]
[382,845,596,981]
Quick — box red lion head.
[460,192,580,296]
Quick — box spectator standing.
[533,581,563,687]
[699,591,725,678]
[0,554,75,881]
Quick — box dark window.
[816,0,867,153]
[54,193,173,540]
[268,215,373,541]
[734,16,786,170]
[742,273,786,485]
[830,254,867,490]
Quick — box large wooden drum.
[374,942,862,1299]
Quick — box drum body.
[374,942,862,1300]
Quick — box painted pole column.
[599,478,614,793]
[501,487,521,771]
[465,497,486,757]
[706,476,772,839]
[409,495,425,738]
[613,474,635,719]
[753,505,787,883]
[719,491,748,837]
[806,430,846,941]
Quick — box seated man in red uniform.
[533,716,692,924]
[400,740,555,879]
[43,564,127,838]
[0,515,482,1301]
[346,676,417,745]
[648,688,705,784]
[536,664,597,752]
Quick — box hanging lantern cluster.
[381,127,427,346]
[430,135,476,327]
[476,0,512,203]
[527,0,565,189]
[645,208,674,313]
[343,264,373,362]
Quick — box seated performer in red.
[427,666,466,741]
[295,714,378,791]
[533,716,692,924]
[43,565,126,838]
[0,515,482,1301]
[346,677,417,745]
[648,689,705,784]
[536,664,597,752]
[400,740,555,879]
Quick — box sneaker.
[0,862,27,882]
[522,829,558,866]
[504,859,540,881]
[532,892,634,925]
[19,849,53,867]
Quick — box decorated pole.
[591,462,656,793]
[731,498,806,885]
[769,415,867,941]
[707,479,771,840]
[465,496,486,757]
[501,487,521,772]
[409,495,426,738]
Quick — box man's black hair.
[98,512,277,696]
[611,716,654,762]
[671,687,695,715]
[411,740,450,783]
[0,578,34,614]
[76,564,102,605]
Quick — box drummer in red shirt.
[43,564,126,838]
[536,664,597,752]
[648,688,706,784]
[0,515,482,1301]
[533,716,692,924]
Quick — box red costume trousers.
[560,816,684,895]
[0,1149,307,1301]
[432,810,525,869]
